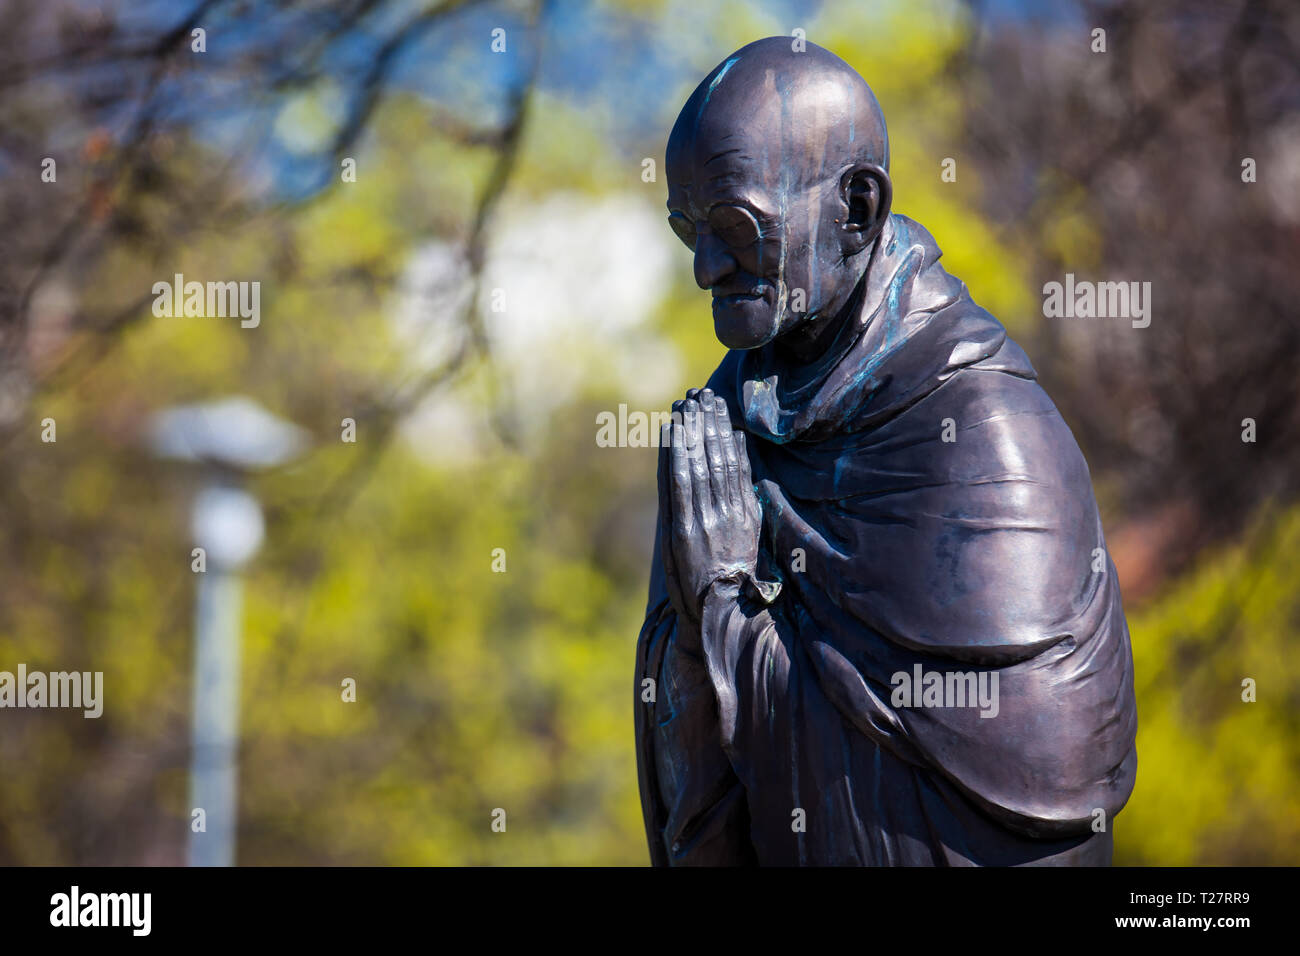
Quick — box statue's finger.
[683,400,710,518]
[713,394,733,431]
[735,431,762,524]
[718,400,743,508]
[700,389,729,516]
[736,429,755,485]
[657,422,672,511]
[670,420,693,528]
[658,423,682,585]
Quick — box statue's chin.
[713,297,780,350]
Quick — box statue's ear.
[840,164,892,251]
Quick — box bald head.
[669,37,889,189]
[665,37,893,352]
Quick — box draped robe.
[634,213,1138,866]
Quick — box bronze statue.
[634,37,1138,866]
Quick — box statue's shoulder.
[939,333,1093,489]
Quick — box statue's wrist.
[705,572,745,600]
[702,563,781,608]
[690,570,742,617]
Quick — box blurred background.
[0,0,1297,865]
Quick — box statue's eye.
[708,204,762,248]
[667,212,697,250]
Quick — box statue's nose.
[693,232,737,290]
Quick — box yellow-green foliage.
[1117,505,1300,865]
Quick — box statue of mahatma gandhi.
[633,37,1138,866]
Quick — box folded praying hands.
[657,388,762,623]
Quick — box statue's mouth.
[712,290,765,303]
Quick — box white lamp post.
[150,398,308,867]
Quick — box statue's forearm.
[697,577,788,769]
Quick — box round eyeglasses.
[667,204,764,252]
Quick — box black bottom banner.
[1,865,1282,942]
